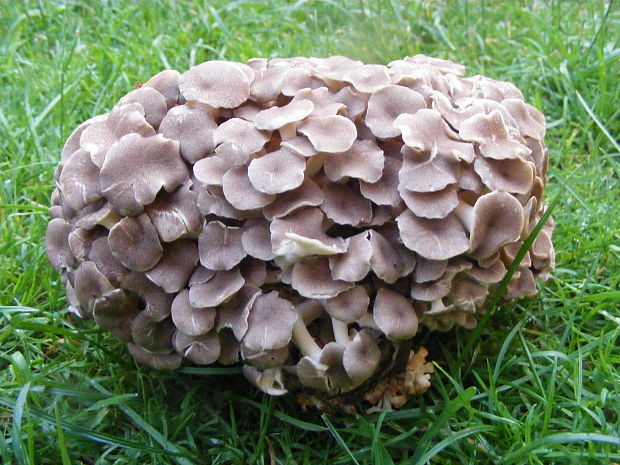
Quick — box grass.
[0,0,619,463]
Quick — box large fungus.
[47,55,554,409]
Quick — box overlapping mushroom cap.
[47,55,555,402]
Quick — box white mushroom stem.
[424,298,454,316]
[279,123,297,141]
[355,312,380,331]
[292,317,323,360]
[331,318,351,344]
[454,200,474,232]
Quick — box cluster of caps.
[46,55,555,397]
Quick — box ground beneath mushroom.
[297,348,434,415]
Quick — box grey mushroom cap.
[365,85,426,139]
[397,210,469,260]
[198,221,246,271]
[145,240,198,293]
[188,269,245,308]
[179,61,251,108]
[242,291,298,352]
[100,133,188,216]
[298,115,357,153]
[325,285,370,322]
[108,214,163,272]
[158,104,217,163]
[173,330,221,365]
[247,148,306,194]
[171,289,217,336]
[373,287,419,340]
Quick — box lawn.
[0,0,619,464]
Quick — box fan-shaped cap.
[452,278,488,312]
[222,165,276,211]
[61,115,107,163]
[414,256,448,283]
[118,87,168,130]
[108,214,163,271]
[171,289,216,336]
[320,183,372,226]
[100,133,188,216]
[507,267,538,299]
[342,330,381,383]
[173,330,221,365]
[88,236,127,282]
[144,69,181,107]
[179,61,251,108]
[373,288,418,340]
[298,116,357,153]
[291,257,354,299]
[368,230,410,283]
[325,285,370,322]
[59,148,102,210]
[145,183,203,242]
[188,269,245,308]
[145,240,198,293]
[74,261,114,317]
[196,185,245,220]
[128,344,182,370]
[410,274,453,301]
[158,104,217,163]
[46,218,78,272]
[473,157,535,194]
[501,98,545,140]
[263,178,323,220]
[242,291,298,352]
[80,104,155,168]
[394,109,474,162]
[254,99,314,130]
[250,65,287,102]
[324,139,385,183]
[459,110,530,160]
[241,219,276,261]
[365,85,426,138]
[398,185,459,219]
[465,258,507,284]
[217,286,260,341]
[397,210,469,260]
[213,118,270,155]
[292,87,347,118]
[248,148,306,194]
[342,64,390,93]
[359,156,402,207]
[328,232,372,282]
[198,221,246,271]
[468,192,524,260]
[399,151,460,193]
[193,156,230,186]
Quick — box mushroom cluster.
[46,55,555,399]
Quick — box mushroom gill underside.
[46,55,555,407]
